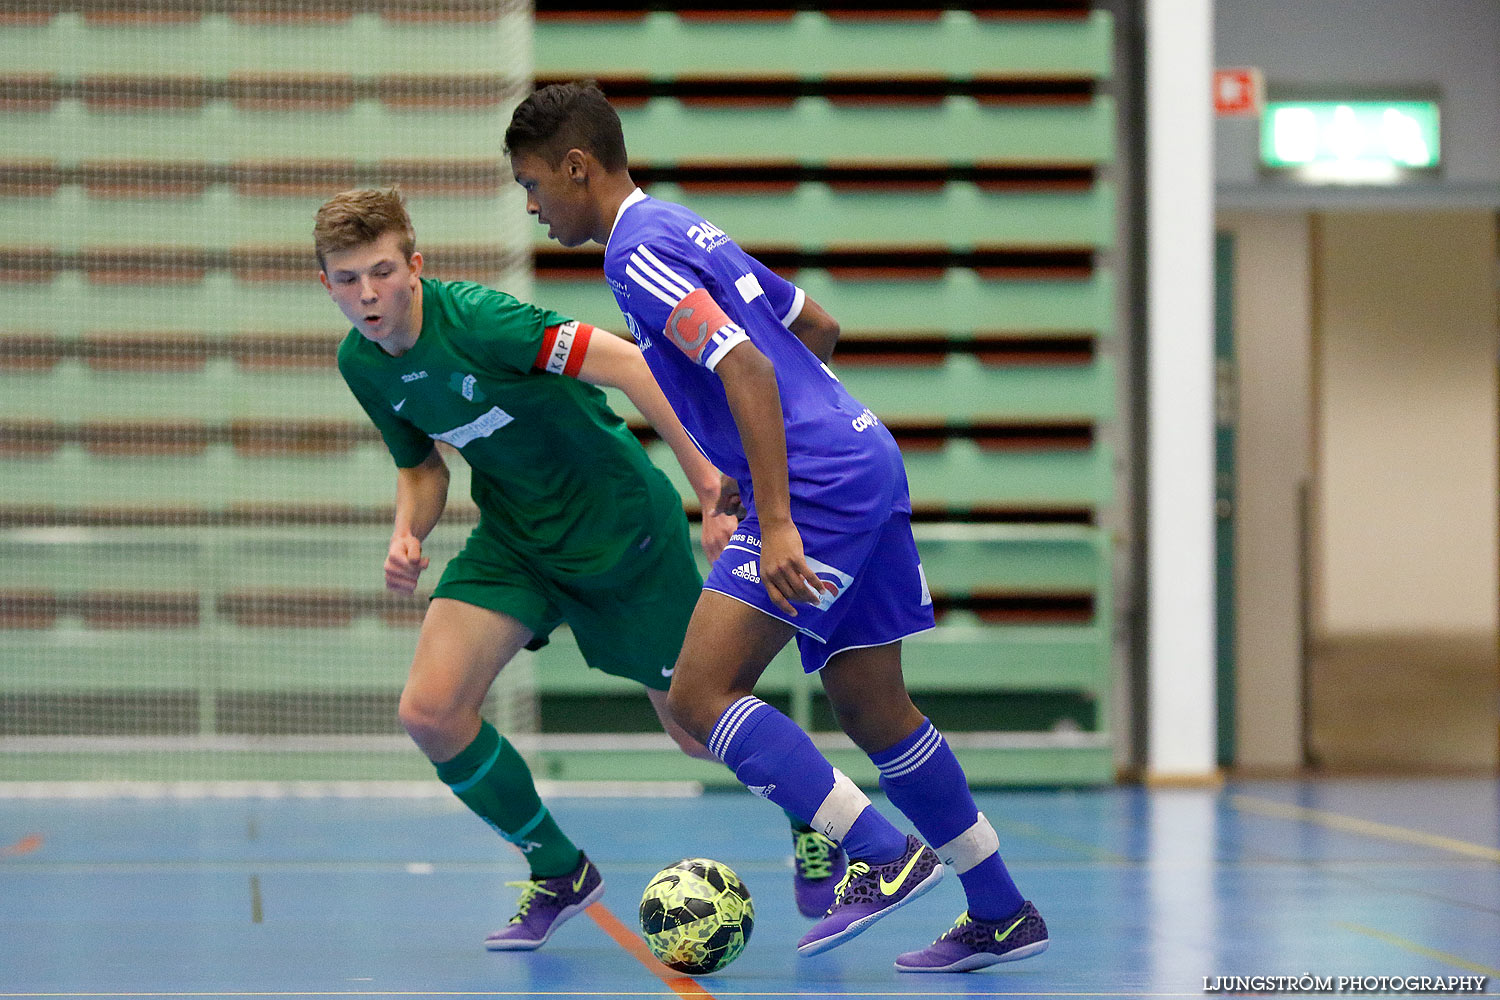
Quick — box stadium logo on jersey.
[851,407,880,432]
[687,220,729,252]
[448,372,485,403]
[400,370,428,383]
[731,561,761,585]
[430,406,513,448]
[623,313,651,350]
[803,555,854,611]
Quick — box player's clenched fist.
[385,532,430,593]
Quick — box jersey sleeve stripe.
[629,249,693,299]
[635,245,695,296]
[625,263,681,307]
[781,285,807,326]
[703,328,750,372]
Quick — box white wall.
[1215,0,1500,196]
[1218,211,1313,771]
[1314,211,1499,634]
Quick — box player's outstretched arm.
[387,446,449,593]
[713,342,833,616]
[576,326,737,559]
[787,296,841,364]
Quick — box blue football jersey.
[604,189,909,530]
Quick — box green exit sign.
[1260,100,1440,180]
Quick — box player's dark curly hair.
[505,80,629,172]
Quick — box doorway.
[1219,208,1500,774]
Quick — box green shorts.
[431,506,702,692]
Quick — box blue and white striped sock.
[872,718,1024,920]
[710,696,906,863]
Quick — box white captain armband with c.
[532,320,594,377]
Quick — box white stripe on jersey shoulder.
[781,285,807,326]
[628,248,693,300]
[625,262,680,307]
[635,246,695,296]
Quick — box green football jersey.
[337,277,681,578]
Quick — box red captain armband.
[664,288,748,368]
[533,320,594,377]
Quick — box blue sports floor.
[1,778,1497,999]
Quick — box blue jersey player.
[506,81,1048,972]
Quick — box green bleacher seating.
[1,1,1120,786]
[0,182,1115,251]
[539,271,1115,339]
[534,11,1114,78]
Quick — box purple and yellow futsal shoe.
[484,853,604,951]
[894,901,1049,972]
[796,834,944,955]
[792,828,848,918]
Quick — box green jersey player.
[315,187,744,951]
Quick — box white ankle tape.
[935,812,1000,874]
[810,769,869,844]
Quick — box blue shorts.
[703,510,936,673]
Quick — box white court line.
[0,780,703,800]
[2,857,1489,877]
[0,993,1214,998]
[1230,794,1500,862]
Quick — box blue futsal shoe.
[792,828,847,918]
[894,902,1049,972]
[796,834,944,955]
[484,853,604,951]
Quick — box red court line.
[585,901,716,999]
[0,833,42,857]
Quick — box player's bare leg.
[400,597,602,951]
[666,591,942,954]
[652,620,846,913]
[817,641,925,755]
[664,590,794,743]
[399,597,530,761]
[645,687,715,760]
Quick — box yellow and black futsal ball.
[638,858,754,975]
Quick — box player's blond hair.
[313,187,416,269]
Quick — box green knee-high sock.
[435,720,581,878]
